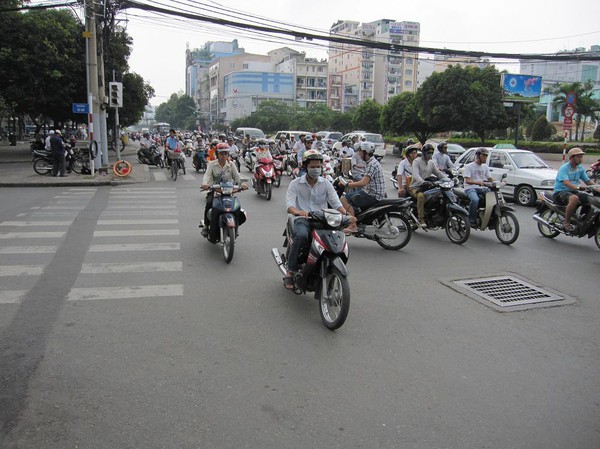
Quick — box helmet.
[267,139,276,145]
[279,134,286,140]
[216,143,230,153]
[305,135,314,143]
[360,141,375,155]
[211,139,219,146]
[353,142,361,151]
[302,149,323,165]
[437,142,448,151]
[219,133,226,139]
[475,147,490,156]
[49,130,55,135]
[257,138,267,146]
[567,147,585,158]
[407,138,415,144]
[422,143,434,154]
[404,145,419,157]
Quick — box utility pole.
[84,0,100,172]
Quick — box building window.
[317,66,324,72]
[404,80,412,87]
[230,63,235,69]
[405,69,413,76]
[243,63,249,69]
[406,58,413,65]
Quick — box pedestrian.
[45,130,55,151]
[50,130,67,177]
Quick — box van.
[234,127,265,140]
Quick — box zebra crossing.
[151,168,199,182]
[0,187,186,305]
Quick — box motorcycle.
[31,144,87,175]
[271,209,352,330]
[137,144,164,168]
[285,152,299,179]
[404,178,471,244]
[454,175,520,245]
[334,176,413,250]
[192,148,207,172]
[586,158,600,183]
[244,148,256,172]
[533,185,600,249]
[199,182,248,263]
[272,154,284,187]
[252,157,275,200]
[183,139,194,157]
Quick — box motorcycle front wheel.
[537,208,560,238]
[375,212,412,250]
[495,211,520,245]
[595,227,600,250]
[222,227,235,263]
[71,157,85,174]
[33,158,52,175]
[265,183,272,200]
[445,212,470,244]
[320,266,350,331]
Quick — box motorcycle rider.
[313,134,325,152]
[350,142,367,180]
[463,147,495,227]
[339,141,386,234]
[433,142,455,171]
[201,143,247,241]
[293,134,307,167]
[138,132,155,161]
[410,143,446,227]
[396,145,419,198]
[50,129,67,177]
[227,136,239,158]
[284,149,349,290]
[254,139,273,174]
[553,147,596,232]
[277,134,290,155]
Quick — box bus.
[153,122,171,135]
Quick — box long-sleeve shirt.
[411,157,443,188]
[286,175,342,213]
[202,160,242,186]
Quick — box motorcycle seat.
[453,188,468,200]
[372,198,411,207]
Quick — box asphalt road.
[0,159,599,449]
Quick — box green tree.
[417,65,510,143]
[352,99,382,132]
[380,92,436,144]
[155,93,196,130]
[593,124,600,142]
[530,115,553,140]
[114,73,154,127]
[253,100,292,133]
[544,81,596,141]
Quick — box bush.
[594,125,600,142]
[531,116,552,141]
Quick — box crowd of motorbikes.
[30,136,90,175]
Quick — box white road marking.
[0,221,72,226]
[0,232,65,239]
[81,261,182,273]
[89,242,180,252]
[67,284,184,301]
[0,265,44,276]
[0,290,28,304]
[97,219,178,225]
[0,246,57,254]
[93,229,179,237]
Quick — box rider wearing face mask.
[284,150,349,290]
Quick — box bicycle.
[167,150,186,181]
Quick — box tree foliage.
[380,92,436,143]
[352,99,382,132]
[544,81,599,141]
[530,115,553,140]
[155,93,196,130]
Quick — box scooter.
[586,159,600,183]
[272,154,284,187]
[137,144,164,168]
[252,158,275,200]
[334,176,413,250]
[533,185,600,250]
[31,144,86,175]
[199,182,248,263]
[454,175,520,245]
[192,148,207,172]
[271,209,352,330]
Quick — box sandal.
[284,274,295,290]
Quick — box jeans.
[287,218,311,272]
[51,150,66,176]
[466,187,489,223]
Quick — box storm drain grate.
[453,276,564,308]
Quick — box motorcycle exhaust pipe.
[532,213,556,230]
[271,248,287,276]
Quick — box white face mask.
[307,167,321,179]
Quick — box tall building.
[519,45,600,122]
[275,50,329,108]
[328,19,420,112]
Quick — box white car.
[332,131,386,159]
[454,144,557,206]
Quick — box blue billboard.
[501,74,542,102]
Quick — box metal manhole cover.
[453,276,564,308]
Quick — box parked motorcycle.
[454,175,520,245]
[137,144,164,168]
[252,157,275,200]
[31,144,87,175]
[334,176,413,250]
[533,185,600,249]
[199,182,248,263]
[405,178,471,244]
[586,158,600,183]
[271,209,352,330]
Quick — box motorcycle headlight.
[324,210,342,227]
[221,186,233,195]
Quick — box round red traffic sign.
[563,105,575,118]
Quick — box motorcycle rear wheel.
[445,212,470,244]
[375,212,412,250]
[171,160,178,181]
[222,227,235,263]
[33,158,52,175]
[537,209,560,238]
[265,183,272,200]
[274,175,281,188]
[71,157,85,174]
[495,211,520,245]
[595,227,600,250]
[320,266,350,330]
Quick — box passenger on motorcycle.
[339,142,386,233]
[463,147,495,226]
[293,134,307,166]
[254,139,273,172]
[396,145,419,198]
[554,147,597,232]
[227,136,239,158]
[284,149,349,289]
[410,143,446,227]
[277,134,290,155]
[433,142,455,171]
[207,139,219,161]
[313,134,326,152]
[201,144,247,241]
[350,142,366,180]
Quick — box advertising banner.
[501,74,542,102]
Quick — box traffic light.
[109,82,123,108]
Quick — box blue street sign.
[72,103,89,114]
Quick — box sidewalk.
[0,141,150,187]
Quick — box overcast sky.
[121,0,600,106]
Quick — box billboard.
[501,74,542,102]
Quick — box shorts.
[553,190,589,206]
[345,189,378,210]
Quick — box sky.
[121,0,600,106]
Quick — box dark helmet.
[302,149,323,166]
[422,143,435,155]
[407,138,415,144]
[475,147,490,156]
[437,142,448,151]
